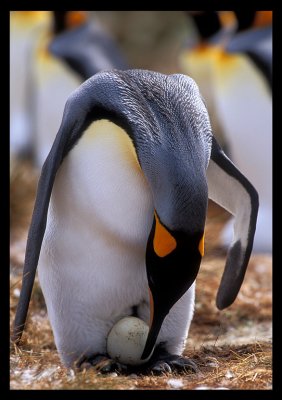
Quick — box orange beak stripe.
[198,232,205,257]
[153,213,177,258]
[149,288,154,329]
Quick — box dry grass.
[10,158,38,267]
[10,161,272,390]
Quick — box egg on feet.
[107,316,154,366]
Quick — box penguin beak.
[141,289,167,360]
[141,213,204,360]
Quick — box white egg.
[107,316,153,365]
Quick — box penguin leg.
[145,345,198,375]
[76,354,128,374]
[77,351,197,375]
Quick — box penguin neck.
[143,149,209,234]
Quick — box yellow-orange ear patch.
[253,11,272,27]
[66,11,87,28]
[153,213,177,258]
[198,232,205,257]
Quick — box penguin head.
[185,11,221,41]
[233,11,272,32]
[49,12,128,80]
[52,11,88,35]
[139,150,208,359]
[186,11,237,48]
[141,211,205,359]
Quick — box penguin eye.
[153,213,177,257]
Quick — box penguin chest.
[55,119,154,242]
[39,120,154,307]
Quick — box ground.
[9,160,272,390]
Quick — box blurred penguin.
[179,11,272,253]
[179,11,237,149]
[33,11,128,167]
[10,11,128,167]
[212,11,272,253]
[10,11,50,162]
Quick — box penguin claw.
[76,351,198,376]
[167,356,199,373]
[147,356,198,375]
[76,354,107,370]
[76,354,128,374]
[150,360,172,375]
[99,359,128,374]
[144,346,199,375]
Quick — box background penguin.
[180,11,272,253]
[13,70,258,374]
[210,11,272,254]
[10,11,50,161]
[33,11,129,167]
[10,11,128,167]
[179,11,237,150]
[50,11,128,80]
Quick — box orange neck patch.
[153,213,177,258]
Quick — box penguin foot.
[143,346,199,375]
[76,348,198,376]
[76,354,128,374]
[147,354,198,375]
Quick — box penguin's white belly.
[214,57,272,199]
[38,120,154,363]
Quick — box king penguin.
[179,11,237,149]
[12,70,258,374]
[180,11,272,253]
[33,11,128,167]
[10,11,128,167]
[10,11,50,161]
[210,11,272,253]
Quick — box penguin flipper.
[12,92,88,342]
[206,137,259,310]
[12,147,63,342]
